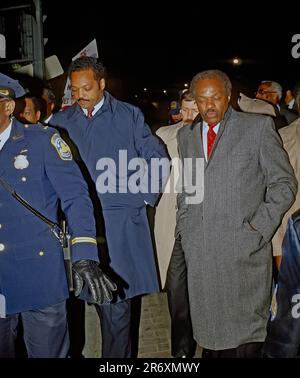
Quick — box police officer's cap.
[0,73,25,100]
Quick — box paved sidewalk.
[83,292,201,358]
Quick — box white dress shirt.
[82,96,105,117]
[0,119,12,151]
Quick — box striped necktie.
[87,107,94,119]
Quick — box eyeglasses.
[255,89,277,96]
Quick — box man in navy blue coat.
[51,57,169,357]
[0,73,116,358]
[263,209,300,357]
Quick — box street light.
[232,57,242,66]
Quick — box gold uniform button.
[0,243,5,251]
[38,251,44,256]
[21,176,27,182]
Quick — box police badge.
[14,154,29,170]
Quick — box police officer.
[0,73,116,358]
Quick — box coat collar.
[0,118,27,177]
[65,91,118,120]
[10,118,26,141]
[188,106,233,168]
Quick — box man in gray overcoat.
[176,69,298,358]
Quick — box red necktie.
[87,107,94,119]
[207,123,217,159]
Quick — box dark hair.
[68,56,106,81]
[25,95,44,114]
[180,89,194,103]
[42,87,56,104]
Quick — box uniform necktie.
[207,123,217,159]
[87,107,94,119]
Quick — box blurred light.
[232,57,242,66]
[184,83,188,87]
[143,88,147,92]
[163,90,167,94]
[134,94,138,98]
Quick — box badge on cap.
[51,133,72,161]
[14,154,29,170]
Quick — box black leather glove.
[72,260,117,304]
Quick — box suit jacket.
[280,106,298,125]
[0,119,98,314]
[51,92,169,300]
[154,121,186,288]
[176,106,297,350]
[272,118,300,256]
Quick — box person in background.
[255,80,297,126]
[155,89,199,357]
[18,95,46,124]
[284,88,297,111]
[262,85,300,357]
[42,87,57,124]
[168,100,182,125]
[271,84,300,268]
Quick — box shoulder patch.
[51,133,73,161]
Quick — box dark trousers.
[0,301,69,358]
[166,237,197,358]
[95,297,141,358]
[202,342,263,358]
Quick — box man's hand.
[72,260,117,304]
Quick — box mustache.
[205,108,218,115]
[77,98,89,103]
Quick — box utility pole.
[32,0,44,79]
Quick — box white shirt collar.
[0,119,12,151]
[44,113,53,124]
[82,96,105,117]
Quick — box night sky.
[2,1,300,103]
[41,3,300,91]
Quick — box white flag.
[62,39,99,109]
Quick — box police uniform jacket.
[51,92,169,300]
[0,119,98,315]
